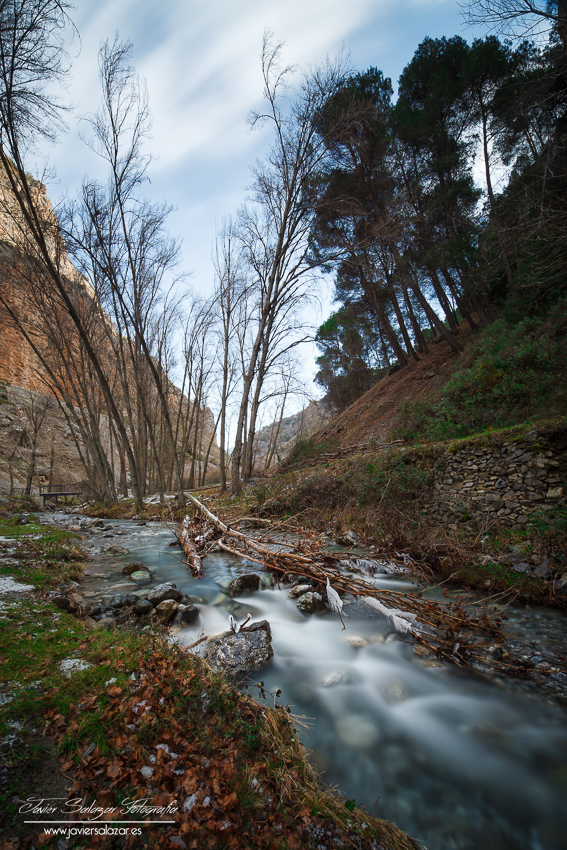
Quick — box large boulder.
[146,583,183,605]
[204,625,273,678]
[227,573,261,597]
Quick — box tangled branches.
[177,494,508,671]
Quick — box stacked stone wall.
[421,429,566,530]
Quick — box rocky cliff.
[0,165,219,495]
[254,399,329,470]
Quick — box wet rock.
[346,636,368,648]
[321,671,349,687]
[296,591,324,614]
[122,562,145,575]
[52,595,71,611]
[383,681,408,703]
[152,599,179,625]
[204,629,273,678]
[108,594,127,609]
[106,545,129,555]
[227,573,261,597]
[90,519,105,528]
[16,514,30,525]
[533,562,551,578]
[334,529,361,547]
[133,599,154,616]
[260,573,274,589]
[288,584,313,598]
[136,521,147,526]
[147,582,183,605]
[129,571,152,584]
[210,592,227,606]
[222,599,262,619]
[178,604,199,626]
[124,594,139,607]
[241,619,271,635]
[335,714,379,748]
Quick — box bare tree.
[464,1,567,53]
[63,37,187,503]
[212,219,247,492]
[0,4,156,509]
[229,35,348,493]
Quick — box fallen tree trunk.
[178,515,205,578]
[179,494,508,670]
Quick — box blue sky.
[40,0,490,401]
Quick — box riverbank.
[75,421,567,609]
[0,508,423,850]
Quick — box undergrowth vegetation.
[281,436,340,469]
[253,449,432,549]
[393,309,567,443]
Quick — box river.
[45,512,567,850]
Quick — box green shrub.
[394,310,567,443]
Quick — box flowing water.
[47,514,567,850]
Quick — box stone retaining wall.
[422,429,566,531]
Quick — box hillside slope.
[304,327,473,452]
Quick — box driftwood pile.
[175,494,512,673]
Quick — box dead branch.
[180,493,508,670]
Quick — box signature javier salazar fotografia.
[19,796,179,821]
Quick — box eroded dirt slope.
[311,326,474,450]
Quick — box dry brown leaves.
[37,647,385,850]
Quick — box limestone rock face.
[204,628,273,678]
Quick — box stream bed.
[46,512,567,850]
